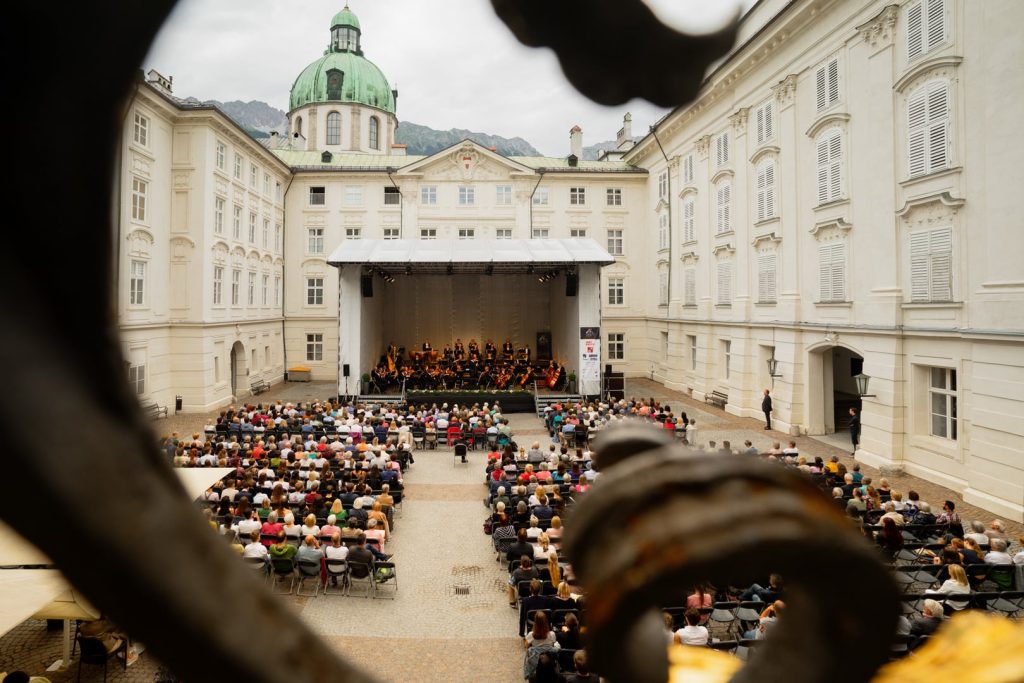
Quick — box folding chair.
[373,561,398,599]
[425,432,438,450]
[295,558,322,597]
[987,591,1024,618]
[709,640,739,654]
[324,558,349,595]
[269,557,297,594]
[447,426,462,446]
[454,441,469,464]
[557,648,578,672]
[76,634,128,682]
[708,601,738,638]
[243,556,269,582]
[347,561,375,598]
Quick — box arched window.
[295,116,303,137]
[326,69,344,101]
[326,112,341,146]
[369,116,380,150]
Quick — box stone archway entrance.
[807,344,863,436]
[229,340,246,398]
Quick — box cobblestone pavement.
[626,378,1023,537]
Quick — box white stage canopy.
[328,238,614,273]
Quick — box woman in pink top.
[260,511,283,546]
[686,584,713,623]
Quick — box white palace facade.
[117,0,1024,520]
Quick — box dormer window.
[326,70,344,101]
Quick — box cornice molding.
[750,145,781,165]
[895,191,965,217]
[809,217,853,238]
[805,112,851,139]
[894,55,964,93]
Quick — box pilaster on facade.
[728,108,749,136]
[771,74,798,111]
[856,4,899,53]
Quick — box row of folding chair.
[242,556,397,599]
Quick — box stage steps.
[534,393,583,417]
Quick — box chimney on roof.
[390,143,407,157]
[569,125,583,159]
[616,112,634,151]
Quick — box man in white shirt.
[235,514,262,542]
[242,532,268,559]
[984,538,1012,565]
[685,420,698,446]
[673,609,709,646]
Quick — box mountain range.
[183,97,629,160]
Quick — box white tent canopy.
[328,238,614,271]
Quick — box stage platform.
[405,390,537,413]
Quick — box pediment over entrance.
[397,140,534,181]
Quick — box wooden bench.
[705,390,728,409]
[141,401,167,419]
[250,378,270,395]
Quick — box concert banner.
[579,326,601,394]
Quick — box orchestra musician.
[386,342,398,372]
[484,339,496,361]
[453,339,465,360]
[373,339,545,392]
[546,361,563,390]
[422,339,432,352]
[442,344,453,361]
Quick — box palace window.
[131,177,147,222]
[816,129,843,204]
[263,218,269,248]
[384,187,401,205]
[214,197,225,234]
[345,227,362,240]
[606,188,622,206]
[495,228,512,239]
[715,132,730,167]
[756,159,776,221]
[657,172,668,200]
[533,187,549,205]
[420,228,437,240]
[345,186,362,205]
[326,112,341,145]
[458,186,475,205]
[715,180,731,234]
[682,154,694,185]
[682,196,695,242]
[818,243,846,302]
[658,272,668,306]
[420,186,437,205]
[216,141,226,170]
[908,80,950,178]
[458,228,475,239]
[133,112,149,147]
[607,229,623,255]
[496,185,512,206]
[306,277,324,306]
[907,0,946,61]
[250,163,259,188]
[309,186,326,206]
[658,214,668,250]
[234,153,242,180]
[570,228,587,238]
[723,340,732,379]
[928,367,957,440]
[688,335,697,371]
[607,277,624,305]
[383,228,400,240]
[369,116,380,150]
[532,227,549,239]
[755,101,774,145]
[570,187,586,205]
[247,272,255,306]
[129,260,146,306]
[815,56,841,111]
[716,261,732,305]
[261,274,268,306]
[233,205,242,239]
[757,252,777,303]
[306,333,324,362]
[127,363,146,395]
[213,267,224,305]
[231,269,240,305]
[248,212,257,243]
[274,224,282,252]
[910,227,952,302]
[684,267,696,306]
[274,276,281,306]
[307,227,324,254]
[607,333,624,360]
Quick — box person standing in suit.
[762,389,773,430]
[849,407,861,454]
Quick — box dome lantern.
[331,4,362,55]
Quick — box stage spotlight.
[446,263,454,275]
[485,263,493,276]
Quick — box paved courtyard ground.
[1,378,1019,681]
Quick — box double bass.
[546,362,562,390]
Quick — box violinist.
[371,364,388,391]
[478,364,492,389]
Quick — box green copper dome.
[289,6,395,114]
[289,52,395,113]
[331,6,360,30]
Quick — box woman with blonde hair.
[928,563,971,609]
[546,516,563,546]
[368,501,390,540]
[547,553,561,586]
[534,533,556,562]
[300,513,320,538]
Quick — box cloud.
[146,0,748,154]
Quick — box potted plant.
[361,373,371,393]
[567,372,577,393]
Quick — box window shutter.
[831,243,846,301]
[930,227,953,301]
[828,133,842,201]
[926,0,945,50]
[756,165,767,221]
[685,267,696,305]
[721,182,730,232]
[907,1,924,59]
[717,261,732,304]
[758,252,777,302]
[723,132,729,164]
[764,102,773,141]
[764,162,775,218]
[908,89,928,177]
[827,59,840,106]
[816,65,827,110]
[683,198,694,242]
[684,155,694,184]
[716,185,725,232]
[817,137,830,203]
[909,230,931,301]
[756,106,765,144]
[927,82,949,171]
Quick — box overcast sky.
[147,0,748,155]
